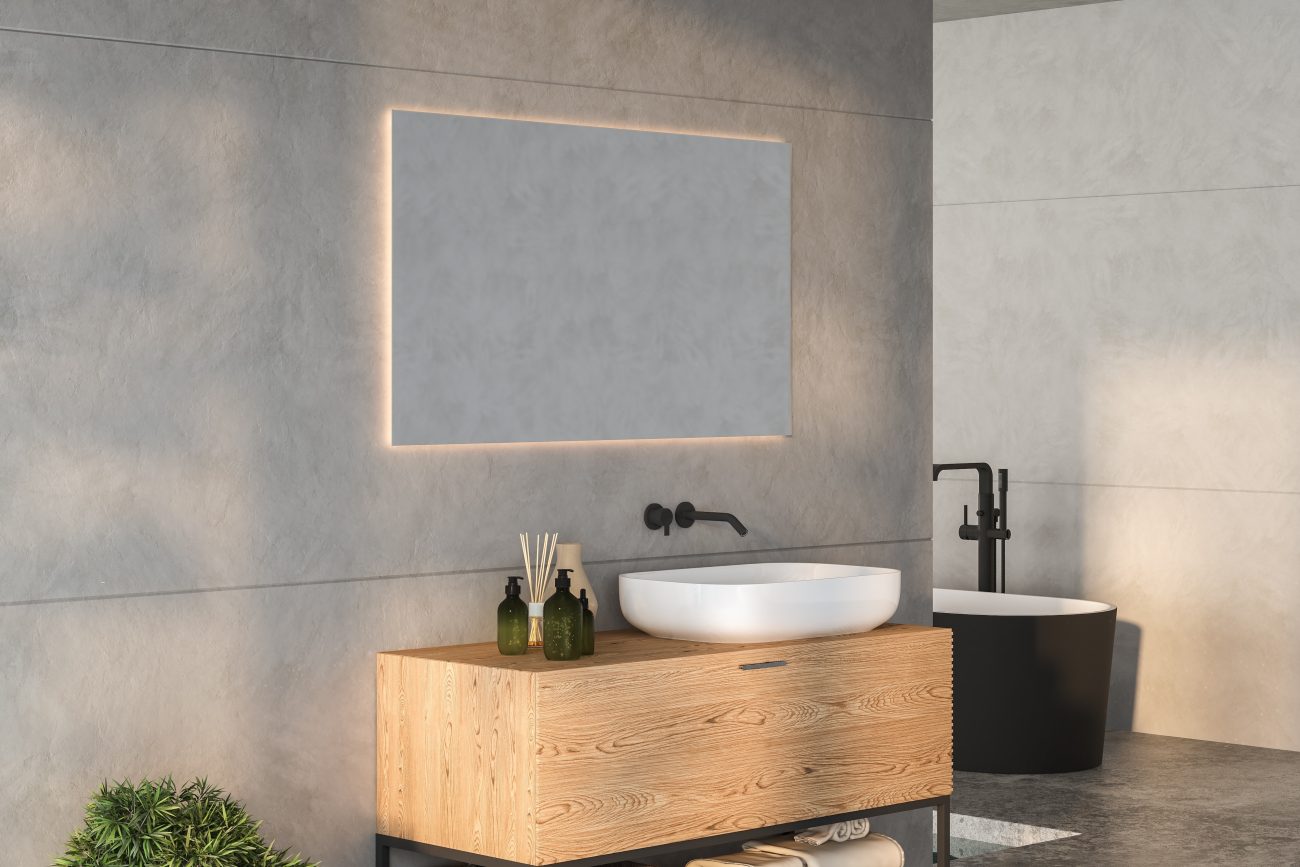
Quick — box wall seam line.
[0,25,934,125]
[935,0,1122,24]
[935,181,1300,208]
[0,537,934,609]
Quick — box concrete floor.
[952,731,1300,865]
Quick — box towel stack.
[793,819,872,846]
[686,821,904,867]
[684,849,804,867]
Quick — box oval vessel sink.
[619,562,900,643]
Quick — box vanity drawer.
[377,625,952,865]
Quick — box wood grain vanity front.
[377,625,952,865]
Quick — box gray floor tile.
[952,732,1300,864]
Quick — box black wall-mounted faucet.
[643,501,749,537]
[674,501,748,536]
[933,462,1010,593]
[643,503,675,536]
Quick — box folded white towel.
[742,833,903,867]
[686,848,805,867]
[791,818,871,846]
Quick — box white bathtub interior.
[934,588,1114,616]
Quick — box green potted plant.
[55,777,317,867]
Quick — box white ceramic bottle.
[554,542,597,615]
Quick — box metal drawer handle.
[739,660,788,671]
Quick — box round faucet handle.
[674,501,697,529]
[643,503,674,536]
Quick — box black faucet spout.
[674,502,748,536]
[933,462,994,492]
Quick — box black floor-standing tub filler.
[934,462,1117,774]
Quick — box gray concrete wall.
[0,4,935,864]
[934,0,1300,752]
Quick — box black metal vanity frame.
[377,794,951,867]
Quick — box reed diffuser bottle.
[497,576,528,655]
[520,531,558,648]
[527,600,545,648]
[543,569,583,661]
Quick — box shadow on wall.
[1107,619,1141,731]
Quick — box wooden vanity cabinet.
[377,625,952,865]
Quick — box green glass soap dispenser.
[497,575,528,656]
[579,589,595,656]
[543,568,583,661]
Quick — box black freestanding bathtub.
[934,588,1116,774]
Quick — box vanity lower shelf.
[376,795,952,867]
[376,625,953,866]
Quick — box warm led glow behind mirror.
[391,111,791,445]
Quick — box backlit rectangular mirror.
[391,111,791,445]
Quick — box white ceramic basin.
[619,562,901,644]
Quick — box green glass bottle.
[579,589,595,656]
[497,576,528,656]
[543,568,583,661]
